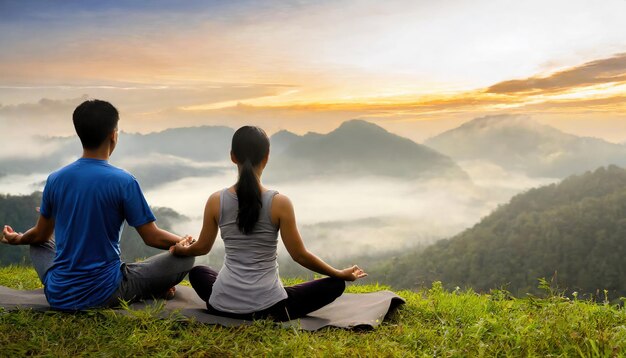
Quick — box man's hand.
[169,235,195,256]
[337,265,368,281]
[2,225,22,245]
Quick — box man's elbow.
[31,229,53,245]
[141,235,161,248]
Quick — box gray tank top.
[208,188,288,313]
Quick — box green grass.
[1,267,626,357]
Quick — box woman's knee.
[188,265,205,286]
[189,266,217,285]
[189,265,218,301]
[328,277,346,297]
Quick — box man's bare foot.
[160,286,176,300]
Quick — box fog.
[0,173,47,194]
[139,160,557,265]
[0,155,557,267]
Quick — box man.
[1,99,194,310]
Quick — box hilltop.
[1,266,625,356]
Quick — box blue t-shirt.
[39,158,156,310]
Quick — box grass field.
[1,266,625,357]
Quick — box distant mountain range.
[0,126,233,184]
[6,115,626,188]
[266,120,468,181]
[2,120,469,188]
[425,115,626,178]
[379,165,626,300]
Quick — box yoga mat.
[0,285,405,331]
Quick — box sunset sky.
[1,0,626,143]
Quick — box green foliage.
[119,207,188,262]
[0,192,41,266]
[1,267,626,356]
[0,265,41,290]
[382,165,626,300]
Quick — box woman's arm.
[272,194,367,281]
[170,191,220,257]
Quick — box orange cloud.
[486,53,626,94]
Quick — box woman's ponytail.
[231,126,270,234]
[236,159,262,234]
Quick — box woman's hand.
[337,265,368,281]
[169,235,195,256]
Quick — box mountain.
[380,165,626,300]
[115,126,233,162]
[425,114,626,178]
[0,192,187,265]
[110,126,233,188]
[3,121,466,188]
[269,130,301,155]
[0,126,234,189]
[267,120,469,181]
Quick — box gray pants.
[30,240,195,308]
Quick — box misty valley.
[2,114,626,300]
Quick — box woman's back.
[175,125,366,320]
[208,188,288,313]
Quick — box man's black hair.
[72,99,119,150]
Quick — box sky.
[1,0,626,142]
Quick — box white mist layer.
[143,161,558,260]
[0,159,559,261]
[0,173,47,195]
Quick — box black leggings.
[189,265,345,322]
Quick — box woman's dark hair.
[231,126,270,234]
[73,99,119,149]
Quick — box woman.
[170,126,367,321]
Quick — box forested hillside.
[380,165,626,299]
[0,193,41,264]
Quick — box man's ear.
[109,128,118,154]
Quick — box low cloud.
[143,167,557,260]
[519,95,626,112]
[0,96,86,137]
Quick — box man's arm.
[2,215,55,245]
[135,221,185,250]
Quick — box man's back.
[3,99,193,310]
[41,158,155,310]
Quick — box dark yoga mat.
[0,285,405,331]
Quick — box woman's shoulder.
[210,189,225,199]
[206,190,223,208]
[270,192,293,211]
